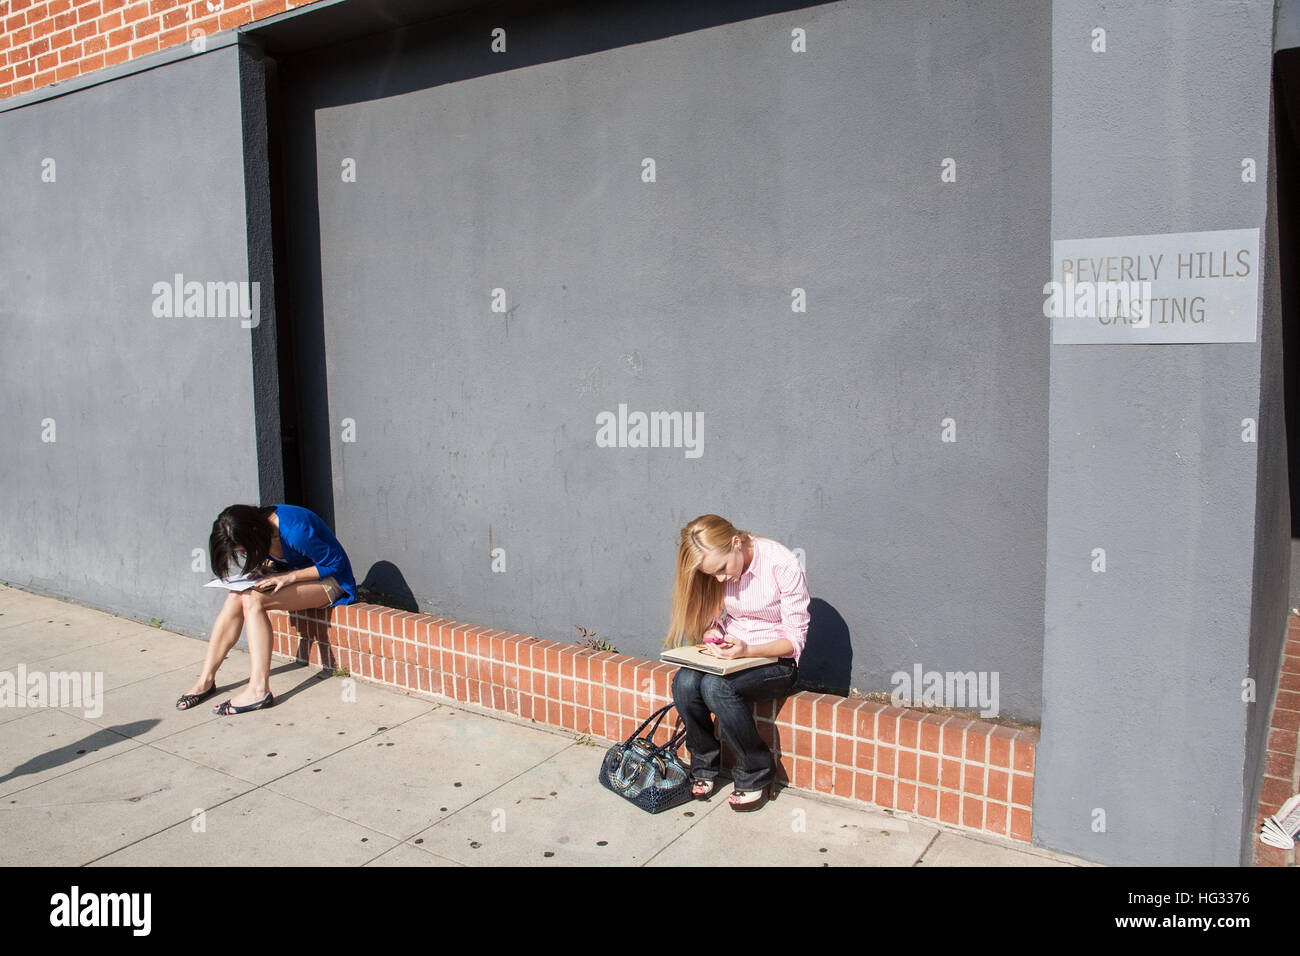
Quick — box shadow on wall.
[357,561,418,612]
[795,598,852,695]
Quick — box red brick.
[897,711,921,748]
[918,715,943,752]
[833,733,854,767]
[217,5,248,30]
[962,796,983,829]
[832,767,854,798]
[897,749,916,781]
[834,701,858,736]
[939,790,960,824]
[794,695,816,728]
[1268,727,1296,754]
[964,725,990,762]
[847,738,871,772]
[572,652,591,680]
[941,719,969,757]
[988,732,1012,767]
[251,0,287,20]
[1260,776,1293,809]
[986,767,1009,802]
[775,696,797,726]
[1263,749,1293,779]
[985,802,1008,836]
[813,763,834,792]
[878,706,906,744]
[894,780,916,813]
[965,764,984,797]
[854,772,873,803]
[940,758,961,790]
[917,785,938,819]
[1272,708,1300,732]
[814,732,834,764]
[77,1,103,23]
[794,728,811,758]
[918,753,939,786]
[811,696,833,732]
[1009,807,1031,841]
[1012,738,1034,774]
[876,745,896,777]
[1010,773,1034,807]
[1253,842,1291,867]
[793,758,811,789]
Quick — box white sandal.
[690,776,716,799]
[728,782,774,812]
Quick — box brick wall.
[270,602,1040,842]
[0,0,311,101]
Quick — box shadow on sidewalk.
[0,719,158,786]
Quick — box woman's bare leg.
[224,581,333,708]
[185,590,245,697]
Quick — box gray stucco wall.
[1036,0,1280,865]
[281,0,1052,719]
[1242,106,1291,866]
[0,45,264,637]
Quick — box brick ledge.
[269,602,1038,842]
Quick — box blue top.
[269,504,357,607]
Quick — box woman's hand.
[254,574,291,594]
[708,638,748,660]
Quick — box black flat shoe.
[213,691,274,716]
[176,681,217,711]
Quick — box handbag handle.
[624,703,688,758]
[625,702,674,744]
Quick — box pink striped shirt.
[719,537,810,663]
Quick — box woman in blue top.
[175,504,356,715]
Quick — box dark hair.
[209,504,277,579]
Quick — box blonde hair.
[665,514,751,648]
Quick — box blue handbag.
[597,704,692,813]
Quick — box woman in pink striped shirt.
[666,514,810,811]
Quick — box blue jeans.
[671,660,798,792]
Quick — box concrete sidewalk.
[0,585,1093,867]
